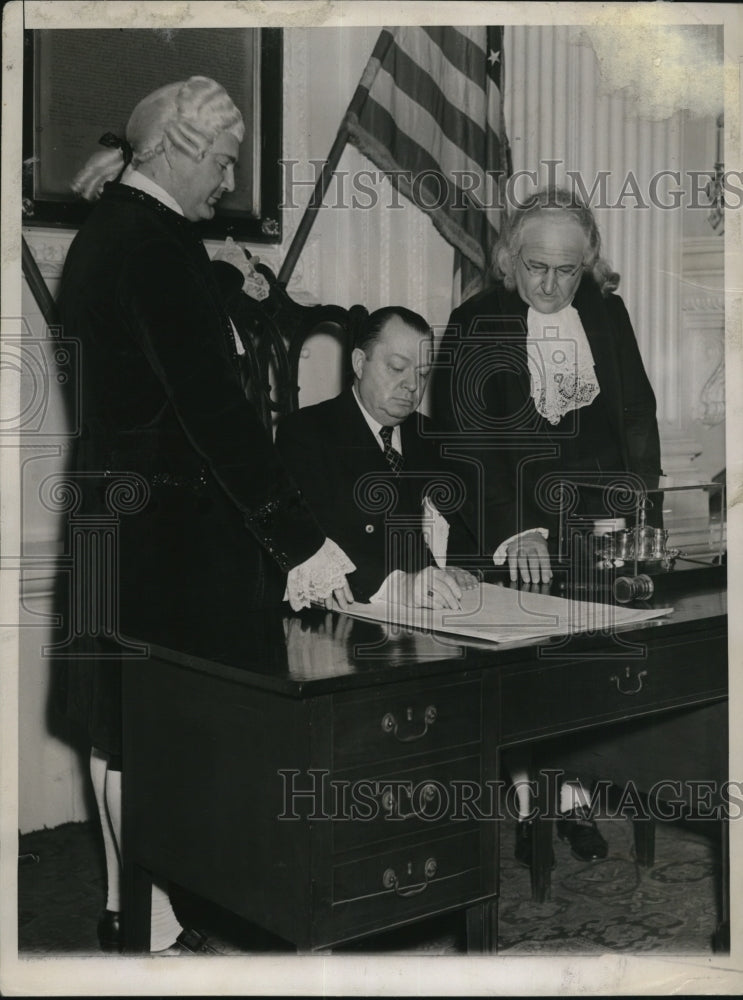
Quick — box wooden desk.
[121,581,727,953]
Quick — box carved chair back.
[227,255,360,430]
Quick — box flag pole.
[276,124,351,287]
[276,28,395,288]
[22,235,59,328]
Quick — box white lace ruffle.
[212,236,270,301]
[284,538,356,611]
[526,305,599,425]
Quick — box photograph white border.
[1,1,741,995]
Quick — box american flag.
[344,26,511,301]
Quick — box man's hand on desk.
[443,566,480,593]
[324,582,354,611]
[405,565,478,610]
[506,530,552,585]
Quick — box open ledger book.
[341,582,672,644]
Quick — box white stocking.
[90,747,120,912]
[560,779,590,814]
[100,758,184,950]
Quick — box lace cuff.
[284,538,356,611]
[212,237,270,301]
[493,527,549,565]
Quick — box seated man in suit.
[276,305,477,609]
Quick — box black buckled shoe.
[514,819,556,869]
[156,928,220,955]
[97,909,122,952]
[556,806,608,862]
[175,928,219,954]
[152,927,221,956]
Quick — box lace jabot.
[526,304,599,425]
[284,538,356,611]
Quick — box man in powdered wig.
[434,187,662,870]
[56,76,353,954]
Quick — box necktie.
[379,425,403,474]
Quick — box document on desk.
[342,583,673,643]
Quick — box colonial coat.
[54,183,324,753]
[433,276,662,555]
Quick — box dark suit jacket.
[432,277,662,554]
[276,389,476,601]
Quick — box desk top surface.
[135,574,727,698]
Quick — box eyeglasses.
[517,251,583,279]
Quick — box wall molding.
[682,294,725,313]
[20,576,56,599]
[680,233,725,430]
[22,227,70,281]
[681,235,724,303]
[682,235,726,256]
[22,212,321,308]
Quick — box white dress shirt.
[352,385,403,454]
[349,389,451,602]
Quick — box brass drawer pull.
[382,857,437,897]
[381,782,437,819]
[381,705,437,742]
[610,666,648,695]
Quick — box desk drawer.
[333,677,480,770]
[498,631,727,742]
[331,829,482,932]
[332,754,480,853]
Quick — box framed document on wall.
[22,27,283,242]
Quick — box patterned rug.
[18,812,723,956]
[497,816,721,955]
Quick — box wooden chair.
[224,253,357,430]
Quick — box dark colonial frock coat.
[53,183,325,754]
[432,276,663,555]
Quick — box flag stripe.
[363,53,505,173]
[352,29,398,97]
[421,26,490,87]
[343,25,510,298]
[347,101,494,236]
[395,29,488,127]
[368,56,487,180]
[346,111,491,270]
[390,29,505,142]
[451,25,488,54]
[416,27,505,132]
[354,105,498,235]
[362,66,501,209]
[346,100,502,256]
